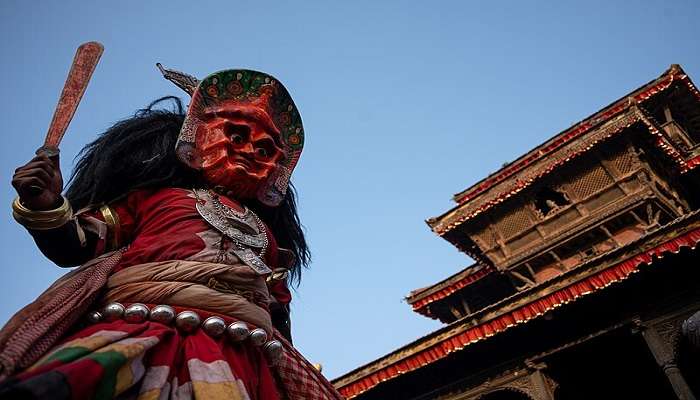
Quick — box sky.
[1,0,699,381]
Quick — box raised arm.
[11,154,98,267]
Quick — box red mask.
[171,68,304,206]
[196,102,285,199]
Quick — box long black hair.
[65,96,309,284]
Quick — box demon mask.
[159,65,304,206]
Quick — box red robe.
[1,188,333,400]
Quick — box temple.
[333,65,700,400]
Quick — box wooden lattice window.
[534,187,570,217]
[473,225,497,249]
[495,207,532,239]
[600,144,639,176]
[606,146,638,176]
[568,164,614,200]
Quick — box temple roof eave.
[428,68,700,237]
[406,263,494,318]
[333,211,700,399]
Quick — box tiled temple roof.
[427,65,700,237]
[406,263,493,319]
[334,212,700,398]
[335,65,700,398]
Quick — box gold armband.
[99,204,122,251]
[266,268,290,283]
[12,196,73,230]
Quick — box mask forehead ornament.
[158,64,304,206]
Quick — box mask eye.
[231,134,244,145]
[256,148,269,158]
[224,123,250,146]
[254,139,278,160]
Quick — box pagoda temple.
[333,65,700,400]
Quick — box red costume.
[1,66,342,400]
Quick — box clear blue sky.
[1,0,699,380]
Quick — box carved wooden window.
[605,145,638,176]
[662,106,697,150]
[495,207,532,239]
[473,225,497,250]
[533,187,570,217]
[568,163,614,200]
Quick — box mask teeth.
[156,63,200,96]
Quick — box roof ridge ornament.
[156,63,199,96]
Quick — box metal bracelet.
[12,196,73,230]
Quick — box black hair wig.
[65,96,309,284]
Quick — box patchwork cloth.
[273,333,344,400]
[0,318,342,400]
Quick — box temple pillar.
[527,368,557,400]
[640,323,696,400]
[498,364,556,400]
[449,364,557,400]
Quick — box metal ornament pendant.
[196,201,266,248]
[231,244,272,275]
[194,189,272,275]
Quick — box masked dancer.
[1,66,342,400]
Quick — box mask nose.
[239,141,255,155]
